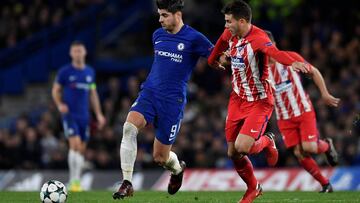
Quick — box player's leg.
[62,114,83,191]
[153,100,186,195]
[226,118,261,203]
[228,143,263,203]
[293,145,332,192]
[120,111,146,182]
[153,138,183,174]
[68,136,83,191]
[78,141,86,176]
[300,111,338,166]
[113,111,146,199]
[114,91,154,200]
[297,112,335,192]
[153,138,185,195]
[68,120,90,192]
[236,100,278,166]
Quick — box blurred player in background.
[208,1,310,202]
[52,41,106,192]
[112,0,213,200]
[265,30,340,193]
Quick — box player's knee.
[293,145,308,159]
[301,143,317,154]
[68,137,82,151]
[227,150,245,160]
[126,112,146,129]
[293,147,302,158]
[72,144,83,152]
[227,149,236,159]
[153,153,167,166]
[122,122,138,139]
[234,142,250,154]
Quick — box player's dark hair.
[70,40,85,47]
[264,30,275,43]
[222,0,252,22]
[156,0,184,13]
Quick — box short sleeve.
[55,68,66,86]
[194,33,214,58]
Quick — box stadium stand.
[0,0,359,172]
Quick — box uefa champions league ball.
[40,180,67,203]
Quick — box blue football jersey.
[56,64,96,118]
[142,25,213,101]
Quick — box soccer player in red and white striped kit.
[265,30,339,193]
[208,1,311,202]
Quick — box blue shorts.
[62,114,90,142]
[130,89,185,145]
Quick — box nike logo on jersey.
[308,135,316,139]
[250,129,258,133]
[155,41,163,45]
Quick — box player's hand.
[214,52,231,70]
[322,93,340,107]
[96,113,106,130]
[213,61,226,70]
[291,62,310,73]
[57,103,69,114]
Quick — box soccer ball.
[40,180,67,203]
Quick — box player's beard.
[162,19,177,33]
[231,25,241,37]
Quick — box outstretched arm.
[263,46,310,73]
[257,36,309,73]
[287,51,340,107]
[308,66,340,107]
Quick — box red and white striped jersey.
[269,61,313,120]
[228,26,273,101]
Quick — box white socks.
[74,152,84,181]
[164,151,182,175]
[68,149,77,182]
[68,149,84,182]
[120,122,138,182]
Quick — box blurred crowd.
[0,0,102,48]
[0,0,359,170]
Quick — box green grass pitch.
[1,191,359,203]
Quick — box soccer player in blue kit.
[113,0,213,199]
[52,41,106,192]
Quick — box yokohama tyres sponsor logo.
[155,50,183,63]
[152,169,334,191]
